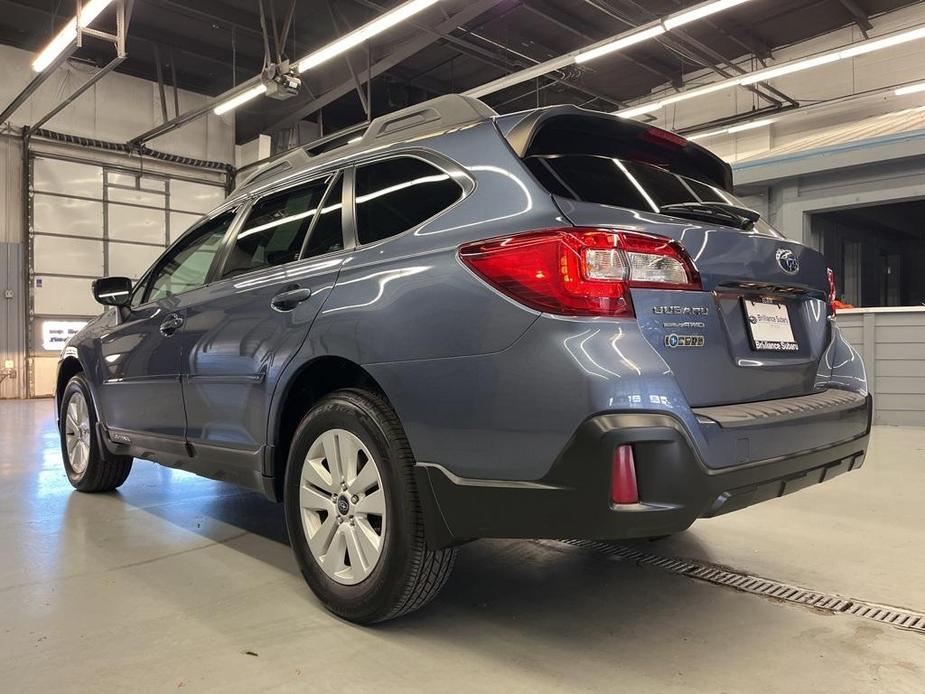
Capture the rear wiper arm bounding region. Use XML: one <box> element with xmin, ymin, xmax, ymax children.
<box><xmin>660</xmin><ymin>201</ymin><xmax>761</xmax><ymax>230</ymax></box>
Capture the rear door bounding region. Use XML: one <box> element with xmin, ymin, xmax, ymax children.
<box><xmin>97</xmin><ymin>210</ymin><xmax>238</xmax><ymax>456</ymax></box>
<box><xmin>526</xmin><ymin>154</ymin><xmax>832</xmax><ymax>406</ymax></box>
<box><xmin>176</xmin><ymin>173</ymin><xmax>348</xmax><ymax>483</ymax></box>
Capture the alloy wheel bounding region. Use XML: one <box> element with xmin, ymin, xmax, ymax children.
<box><xmin>64</xmin><ymin>391</ymin><xmax>92</xmax><ymax>475</ymax></box>
<box><xmin>299</xmin><ymin>428</ymin><xmax>386</xmax><ymax>585</ymax></box>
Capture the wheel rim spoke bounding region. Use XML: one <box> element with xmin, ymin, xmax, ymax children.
<box><xmin>307</xmin><ymin>512</ymin><xmax>338</xmax><ymax>557</ymax></box>
<box><xmin>355</xmin><ymin>517</ymin><xmax>382</xmax><ymax>559</ymax></box>
<box><xmin>356</xmin><ymin>489</ymin><xmax>385</xmax><ymax>516</ymax></box>
<box><xmin>348</xmin><ymin>459</ymin><xmax>378</xmax><ymax>495</ymax></box>
<box><xmin>299</xmin><ymin>427</ymin><xmax>386</xmax><ymax>586</ymax></box>
<box><xmin>343</xmin><ymin>525</ymin><xmax>370</xmax><ymax>578</ymax></box>
<box><xmin>300</xmin><ymin>483</ymin><xmax>334</xmax><ymax>512</ymax></box>
<box><xmin>303</xmin><ymin>457</ymin><xmax>334</xmax><ymax>494</ymax></box>
<box><xmin>321</xmin><ymin>431</ymin><xmax>344</xmax><ymax>487</ymax></box>
<box><xmin>324</xmin><ymin>526</ymin><xmax>349</xmax><ymax>575</ymax></box>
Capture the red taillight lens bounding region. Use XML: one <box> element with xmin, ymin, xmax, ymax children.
<box><xmin>611</xmin><ymin>445</ymin><xmax>639</xmax><ymax>505</ymax></box>
<box><xmin>458</xmin><ymin>228</ymin><xmax>700</xmax><ymax>317</ymax></box>
<box><xmin>827</xmin><ymin>267</ymin><xmax>837</xmax><ymax>312</ymax></box>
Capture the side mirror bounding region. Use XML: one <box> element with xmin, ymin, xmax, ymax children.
<box><xmin>92</xmin><ymin>276</ymin><xmax>133</xmax><ymax>307</ymax></box>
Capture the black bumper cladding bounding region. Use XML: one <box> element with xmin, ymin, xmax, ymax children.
<box><xmin>415</xmin><ymin>395</ymin><xmax>872</xmax><ymax>549</ymax></box>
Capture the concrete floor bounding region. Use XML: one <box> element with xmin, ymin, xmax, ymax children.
<box><xmin>1</xmin><ymin>399</ymin><xmax>923</xmax><ymax>693</ymax></box>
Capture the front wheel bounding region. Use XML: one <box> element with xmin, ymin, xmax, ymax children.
<box><xmin>59</xmin><ymin>374</ymin><xmax>133</xmax><ymax>492</ymax></box>
<box><xmin>284</xmin><ymin>388</ymin><xmax>457</xmax><ymax>623</ymax></box>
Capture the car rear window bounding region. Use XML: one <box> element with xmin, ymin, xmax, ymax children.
<box><xmin>525</xmin><ymin>154</ymin><xmax>779</xmax><ymax>236</ymax></box>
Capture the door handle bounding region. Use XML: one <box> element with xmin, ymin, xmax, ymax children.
<box><xmin>271</xmin><ymin>287</ymin><xmax>312</xmax><ymax>312</ymax></box>
<box><xmin>159</xmin><ymin>313</ymin><xmax>184</xmax><ymax>337</ymax></box>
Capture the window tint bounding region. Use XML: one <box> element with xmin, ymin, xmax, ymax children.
<box><xmin>303</xmin><ymin>176</ymin><xmax>344</xmax><ymax>258</ymax></box>
<box><xmin>624</xmin><ymin>161</ymin><xmax>692</xmax><ymax>206</ymax></box>
<box><xmin>526</xmin><ymin>156</ymin><xmax>651</xmax><ymax>211</ymax></box>
<box><xmin>222</xmin><ymin>178</ymin><xmax>329</xmax><ymax>279</ymax></box>
<box><xmin>146</xmin><ymin>212</ymin><xmax>235</xmax><ymax>302</ymax></box>
<box><xmin>354</xmin><ymin>157</ymin><xmax>462</xmax><ymax>244</ymax></box>
<box><xmin>525</xmin><ymin>154</ymin><xmax>781</xmax><ymax>236</ymax></box>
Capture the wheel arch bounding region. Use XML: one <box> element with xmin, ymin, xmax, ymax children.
<box><xmin>266</xmin><ymin>355</ymin><xmax>391</xmax><ymax>501</ymax></box>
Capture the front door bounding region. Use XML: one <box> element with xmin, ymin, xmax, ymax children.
<box><xmin>97</xmin><ymin>209</ymin><xmax>239</xmax><ymax>460</ymax></box>
<box><xmin>176</xmin><ymin>174</ymin><xmax>348</xmax><ymax>486</ymax></box>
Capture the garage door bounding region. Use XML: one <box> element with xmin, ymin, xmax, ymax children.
<box><xmin>29</xmin><ymin>152</ymin><xmax>227</xmax><ymax>397</ymax></box>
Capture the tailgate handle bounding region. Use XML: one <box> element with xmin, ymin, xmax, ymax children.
<box><xmin>271</xmin><ymin>286</ymin><xmax>312</xmax><ymax>312</ymax></box>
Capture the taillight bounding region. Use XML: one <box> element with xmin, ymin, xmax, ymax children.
<box><xmin>827</xmin><ymin>267</ymin><xmax>837</xmax><ymax>312</ymax></box>
<box><xmin>458</xmin><ymin>228</ymin><xmax>700</xmax><ymax>317</ymax></box>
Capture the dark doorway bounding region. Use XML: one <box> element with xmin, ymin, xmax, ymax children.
<box><xmin>811</xmin><ymin>200</ymin><xmax>925</xmax><ymax>308</ymax></box>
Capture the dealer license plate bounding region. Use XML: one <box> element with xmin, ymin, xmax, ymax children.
<box><xmin>743</xmin><ymin>298</ymin><xmax>798</xmax><ymax>352</ymax></box>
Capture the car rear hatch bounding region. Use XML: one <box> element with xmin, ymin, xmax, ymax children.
<box><xmin>501</xmin><ymin>108</ymin><xmax>833</xmax><ymax>407</ymax></box>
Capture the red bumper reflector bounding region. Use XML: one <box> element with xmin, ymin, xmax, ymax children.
<box><xmin>611</xmin><ymin>445</ymin><xmax>639</xmax><ymax>505</ymax></box>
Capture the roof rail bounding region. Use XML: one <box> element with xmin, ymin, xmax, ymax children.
<box><xmin>233</xmin><ymin>94</ymin><xmax>497</xmax><ymax>195</ymax></box>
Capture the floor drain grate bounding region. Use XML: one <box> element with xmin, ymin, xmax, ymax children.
<box><xmin>561</xmin><ymin>540</ymin><xmax>925</xmax><ymax>636</ymax></box>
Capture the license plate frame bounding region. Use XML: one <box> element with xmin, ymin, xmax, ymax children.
<box><xmin>742</xmin><ymin>297</ymin><xmax>799</xmax><ymax>352</ymax></box>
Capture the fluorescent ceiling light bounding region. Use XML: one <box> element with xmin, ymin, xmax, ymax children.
<box><xmin>214</xmin><ymin>84</ymin><xmax>268</xmax><ymax>115</ymax></box>
<box><xmin>838</xmin><ymin>25</ymin><xmax>925</xmax><ymax>58</ymax></box>
<box><xmin>299</xmin><ymin>0</ymin><xmax>441</xmax><ymax>72</ymax></box>
<box><xmin>663</xmin><ymin>0</ymin><xmax>755</xmax><ymax>30</ymax></box>
<box><xmin>616</xmin><ymin>103</ymin><xmax>663</xmax><ymax>119</ymax></box>
<box><xmin>688</xmin><ymin>118</ymin><xmax>775</xmax><ymax>140</ymax></box>
<box><xmin>575</xmin><ymin>25</ymin><xmax>666</xmax><ymax>64</ymax></box>
<box><xmin>616</xmin><ymin>24</ymin><xmax>925</xmax><ymax>119</ymax></box>
<box><xmin>659</xmin><ymin>78</ymin><xmax>741</xmax><ymax>106</ymax></box>
<box><xmin>896</xmin><ymin>81</ymin><xmax>925</xmax><ymax>95</ymax></box>
<box><xmin>32</xmin><ymin>0</ymin><xmax>115</xmax><ymax>72</ymax></box>
<box><xmin>739</xmin><ymin>53</ymin><xmax>841</xmax><ymax>85</ymax></box>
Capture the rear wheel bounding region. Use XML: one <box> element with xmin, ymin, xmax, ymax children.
<box><xmin>284</xmin><ymin>388</ymin><xmax>457</xmax><ymax>623</ymax></box>
<box><xmin>59</xmin><ymin>374</ymin><xmax>132</xmax><ymax>492</ymax></box>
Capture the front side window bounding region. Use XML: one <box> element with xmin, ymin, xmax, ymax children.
<box><xmin>221</xmin><ymin>178</ymin><xmax>330</xmax><ymax>279</ymax></box>
<box><xmin>146</xmin><ymin>211</ymin><xmax>236</xmax><ymax>302</ymax></box>
<box><xmin>354</xmin><ymin>157</ymin><xmax>463</xmax><ymax>245</ymax></box>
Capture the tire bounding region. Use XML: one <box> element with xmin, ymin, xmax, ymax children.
<box><xmin>59</xmin><ymin>373</ymin><xmax>133</xmax><ymax>492</ymax></box>
<box><xmin>284</xmin><ymin>388</ymin><xmax>457</xmax><ymax>624</ymax></box>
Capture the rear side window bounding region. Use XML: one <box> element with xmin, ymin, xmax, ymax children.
<box><xmin>221</xmin><ymin>178</ymin><xmax>330</xmax><ymax>279</ymax></box>
<box><xmin>354</xmin><ymin>157</ymin><xmax>462</xmax><ymax>244</ymax></box>
<box><xmin>303</xmin><ymin>176</ymin><xmax>344</xmax><ymax>258</ymax></box>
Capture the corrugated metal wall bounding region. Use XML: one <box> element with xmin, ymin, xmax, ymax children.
<box><xmin>835</xmin><ymin>309</ymin><xmax>925</xmax><ymax>426</ymax></box>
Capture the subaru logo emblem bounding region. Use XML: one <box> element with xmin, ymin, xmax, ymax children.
<box><xmin>776</xmin><ymin>248</ymin><xmax>799</xmax><ymax>275</ymax></box>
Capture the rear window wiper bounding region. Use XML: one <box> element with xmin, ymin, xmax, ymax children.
<box><xmin>659</xmin><ymin>201</ymin><xmax>761</xmax><ymax>230</ymax></box>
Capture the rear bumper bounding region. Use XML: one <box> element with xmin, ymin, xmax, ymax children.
<box><xmin>415</xmin><ymin>394</ymin><xmax>872</xmax><ymax>549</ymax></box>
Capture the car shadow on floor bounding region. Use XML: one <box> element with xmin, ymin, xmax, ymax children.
<box><xmin>113</xmin><ymin>470</ymin><xmax>726</xmax><ymax>634</ymax></box>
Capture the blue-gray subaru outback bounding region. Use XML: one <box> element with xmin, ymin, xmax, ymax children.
<box><xmin>56</xmin><ymin>95</ymin><xmax>871</xmax><ymax>623</ymax></box>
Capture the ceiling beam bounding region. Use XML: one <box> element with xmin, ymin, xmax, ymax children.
<box><xmin>261</xmin><ymin>0</ymin><xmax>504</xmax><ymax>135</ymax></box>
<box><xmin>838</xmin><ymin>0</ymin><xmax>872</xmax><ymax>38</ymax></box>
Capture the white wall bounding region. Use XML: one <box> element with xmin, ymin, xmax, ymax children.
<box><xmin>632</xmin><ymin>4</ymin><xmax>925</xmax><ymax>163</ymax></box>
<box><xmin>0</xmin><ymin>44</ymin><xmax>234</xmax><ymax>163</ymax></box>
<box><xmin>0</xmin><ymin>44</ymin><xmax>236</xmax><ymax>398</ymax></box>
